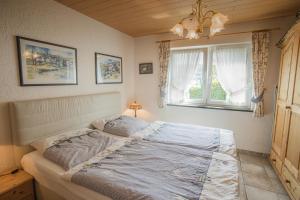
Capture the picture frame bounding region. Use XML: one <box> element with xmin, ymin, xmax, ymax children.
<box><xmin>95</xmin><ymin>53</ymin><xmax>123</xmax><ymax>84</ymax></box>
<box><xmin>16</xmin><ymin>36</ymin><xmax>78</xmax><ymax>86</ymax></box>
<box><xmin>139</xmin><ymin>63</ymin><xmax>153</xmax><ymax>74</ymax></box>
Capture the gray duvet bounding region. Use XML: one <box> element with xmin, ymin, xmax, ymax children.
<box><xmin>72</xmin><ymin>140</ymin><xmax>213</xmax><ymax>200</ymax></box>
<box><xmin>144</xmin><ymin>123</ymin><xmax>220</xmax><ymax>152</ymax></box>
<box><xmin>44</xmin><ymin>130</ymin><xmax>118</xmax><ymax>170</ymax></box>
<box><xmin>44</xmin><ymin>123</ymin><xmax>221</xmax><ymax>200</ymax></box>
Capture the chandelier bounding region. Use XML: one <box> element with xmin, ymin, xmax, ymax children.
<box><xmin>171</xmin><ymin>0</ymin><xmax>228</xmax><ymax>39</ymax></box>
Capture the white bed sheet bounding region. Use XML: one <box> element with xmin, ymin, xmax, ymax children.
<box><xmin>21</xmin><ymin>151</ymin><xmax>112</xmax><ymax>200</ymax></box>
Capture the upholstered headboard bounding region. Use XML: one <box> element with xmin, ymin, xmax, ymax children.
<box><xmin>10</xmin><ymin>92</ymin><xmax>121</xmax><ymax>146</ymax></box>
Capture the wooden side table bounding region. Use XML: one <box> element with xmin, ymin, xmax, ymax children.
<box><xmin>0</xmin><ymin>170</ymin><xmax>34</xmax><ymax>200</ymax></box>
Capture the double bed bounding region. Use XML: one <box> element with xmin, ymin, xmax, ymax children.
<box><xmin>10</xmin><ymin>92</ymin><xmax>239</xmax><ymax>200</ymax></box>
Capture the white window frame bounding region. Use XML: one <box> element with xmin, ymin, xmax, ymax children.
<box><xmin>168</xmin><ymin>42</ymin><xmax>253</xmax><ymax>111</ymax></box>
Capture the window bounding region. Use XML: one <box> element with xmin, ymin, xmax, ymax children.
<box><xmin>167</xmin><ymin>43</ymin><xmax>253</xmax><ymax>110</ymax></box>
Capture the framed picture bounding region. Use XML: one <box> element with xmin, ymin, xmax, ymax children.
<box><xmin>95</xmin><ymin>53</ymin><xmax>122</xmax><ymax>84</ymax></box>
<box><xmin>139</xmin><ymin>63</ymin><xmax>153</xmax><ymax>74</ymax></box>
<box><xmin>16</xmin><ymin>36</ymin><xmax>78</xmax><ymax>86</ymax></box>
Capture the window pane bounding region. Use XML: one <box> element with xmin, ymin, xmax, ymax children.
<box><xmin>187</xmin><ymin>66</ymin><xmax>203</xmax><ymax>99</ymax></box>
<box><xmin>211</xmin><ymin>44</ymin><xmax>252</xmax><ymax>107</ymax></box>
<box><xmin>167</xmin><ymin>49</ymin><xmax>205</xmax><ymax>104</ymax></box>
<box><xmin>210</xmin><ymin>64</ymin><xmax>226</xmax><ymax>101</ymax></box>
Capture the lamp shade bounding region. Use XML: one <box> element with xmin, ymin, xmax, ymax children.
<box><xmin>129</xmin><ymin>101</ymin><xmax>142</xmax><ymax>110</ymax></box>
<box><xmin>210</xmin><ymin>13</ymin><xmax>228</xmax><ymax>36</ymax></box>
<box><xmin>170</xmin><ymin>23</ymin><xmax>184</xmax><ymax>37</ymax></box>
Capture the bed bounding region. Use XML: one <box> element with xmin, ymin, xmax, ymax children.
<box><xmin>10</xmin><ymin>92</ymin><xmax>239</xmax><ymax>200</ymax></box>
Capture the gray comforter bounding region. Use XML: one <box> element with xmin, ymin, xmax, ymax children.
<box><xmin>72</xmin><ymin>140</ymin><xmax>213</xmax><ymax>200</ymax></box>
<box><xmin>44</xmin><ymin>130</ymin><xmax>118</xmax><ymax>170</ymax></box>
<box><xmin>144</xmin><ymin>123</ymin><xmax>220</xmax><ymax>152</ymax></box>
<box><xmin>44</xmin><ymin>123</ymin><xmax>221</xmax><ymax>200</ymax></box>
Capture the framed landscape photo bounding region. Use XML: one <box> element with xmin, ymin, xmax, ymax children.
<box><xmin>16</xmin><ymin>36</ymin><xmax>78</xmax><ymax>86</ymax></box>
<box><xmin>95</xmin><ymin>53</ymin><xmax>122</xmax><ymax>84</ymax></box>
<box><xmin>139</xmin><ymin>63</ymin><xmax>153</xmax><ymax>74</ymax></box>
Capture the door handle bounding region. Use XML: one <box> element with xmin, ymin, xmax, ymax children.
<box><xmin>286</xmin><ymin>106</ymin><xmax>291</xmax><ymax>109</ymax></box>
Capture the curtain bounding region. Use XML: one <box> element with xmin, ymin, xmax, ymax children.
<box><xmin>167</xmin><ymin>49</ymin><xmax>203</xmax><ymax>104</ymax></box>
<box><xmin>158</xmin><ymin>41</ymin><xmax>170</xmax><ymax>108</ymax></box>
<box><xmin>251</xmin><ymin>31</ymin><xmax>270</xmax><ymax>117</ymax></box>
<box><xmin>214</xmin><ymin>45</ymin><xmax>249</xmax><ymax>105</ymax></box>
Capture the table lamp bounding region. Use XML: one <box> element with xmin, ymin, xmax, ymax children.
<box><xmin>129</xmin><ymin>101</ymin><xmax>142</xmax><ymax>117</ymax></box>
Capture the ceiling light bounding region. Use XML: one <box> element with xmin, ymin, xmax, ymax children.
<box><xmin>171</xmin><ymin>0</ymin><xmax>228</xmax><ymax>39</ymax></box>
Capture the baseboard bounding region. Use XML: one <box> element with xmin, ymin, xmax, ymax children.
<box><xmin>237</xmin><ymin>149</ymin><xmax>269</xmax><ymax>158</ymax></box>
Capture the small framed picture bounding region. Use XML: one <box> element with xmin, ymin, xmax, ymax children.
<box><xmin>139</xmin><ymin>63</ymin><xmax>153</xmax><ymax>74</ymax></box>
<box><xmin>16</xmin><ymin>36</ymin><xmax>78</xmax><ymax>86</ymax></box>
<box><xmin>95</xmin><ymin>53</ymin><xmax>122</xmax><ymax>84</ymax></box>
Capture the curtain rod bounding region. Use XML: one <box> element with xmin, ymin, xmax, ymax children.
<box><xmin>155</xmin><ymin>27</ymin><xmax>280</xmax><ymax>43</ymax></box>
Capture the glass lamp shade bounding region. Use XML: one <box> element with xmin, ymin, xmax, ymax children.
<box><xmin>186</xmin><ymin>29</ymin><xmax>199</xmax><ymax>39</ymax></box>
<box><xmin>182</xmin><ymin>14</ymin><xmax>199</xmax><ymax>31</ymax></box>
<box><xmin>170</xmin><ymin>23</ymin><xmax>184</xmax><ymax>37</ymax></box>
<box><xmin>210</xmin><ymin>13</ymin><xmax>228</xmax><ymax>36</ymax></box>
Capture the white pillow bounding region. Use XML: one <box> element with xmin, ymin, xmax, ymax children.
<box><xmin>30</xmin><ymin>128</ymin><xmax>92</xmax><ymax>154</ymax></box>
<box><xmin>92</xmin><ymin>114</ymin><xmax>120</xmax><ymax>131</ymax></box>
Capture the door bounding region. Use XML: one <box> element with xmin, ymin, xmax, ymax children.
<box><xmin>285</xmin><ymin>34</ymin><xmax>300</xmax><ymax>180</ymax></box>
<box><xmin>272</xmin><ymin>35</ymin><xmax>298</xmax><ymax>161</ymax></box>
<box><xmin>272</xmin><ymin>103</ymin><xmax>290</xmax><ymax>160</ymax></box>
<box><xmin>285</xmin><ymin>111</ymin><xmax>300</xmax><ymax>179</ymax></box>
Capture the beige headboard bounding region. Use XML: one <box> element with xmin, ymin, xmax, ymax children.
<box><xmin>10</xmin><ymin>92</ymin><xmax>121</xmax><ymax>146</ymax></box>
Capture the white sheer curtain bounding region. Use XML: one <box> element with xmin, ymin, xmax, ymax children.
<box><xmin>214</xmin><ymin>45</ymin><xmax>249</xmax><ymax>105</ymax></box>
<box><xmin>167</xmin><ymin>49</ymin><xmax>203</xmax><ymax>104</ymax></box>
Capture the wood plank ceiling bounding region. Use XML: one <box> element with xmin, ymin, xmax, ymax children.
<box><xmin>55</xmin><ymin>0</ymin><xmax>300</xmax><ymax>37</ymax></box>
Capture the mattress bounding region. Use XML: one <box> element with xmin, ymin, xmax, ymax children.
<box><xmin>21</xmin><ymin>151</ymin><xmax>112</xmax><ymax>200</ymax></box>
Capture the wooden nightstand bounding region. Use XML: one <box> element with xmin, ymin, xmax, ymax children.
<box><xmin>0</xmin><ymin>170</ymin><xmax>35</xmax><ymax>200</ymax></box>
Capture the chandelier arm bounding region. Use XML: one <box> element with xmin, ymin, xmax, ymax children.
<box><xmin>192</xmin><ymin>2</ymin><xmax>197</xmax><ymax>14</ymax></box>
<box><xmin>203</xmin><ymin>10</ymin><xmax>216</xmax><ymax>19</ymax></box>
<box><xmin>194</xmin><ymin>0</ymin><xmax>203</xmax><ymax>33</ymax></box>
<box><xmin>178</xmin><ymin>14</ymin><xmax>194</xmax><ymax>24</ymax></box>
<box><xmin>197</xmin><ymin>0</ymin><xmax>203</xmax><ymax>21</ymax></box>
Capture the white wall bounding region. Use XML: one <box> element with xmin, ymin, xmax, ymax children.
<box><xmin>0</xmin><ymin>0</ymin><xmax>135</xmax><ymax>174</ymax></box>
<box><xmin>134</xmin><ymin>16</ymin><xmax>296</xmax><ymax>154</ymax></box>
<box><xmin>0</xmin><ymin>0</ymin><xmax>296</xmax><ymax>175</ymax></box>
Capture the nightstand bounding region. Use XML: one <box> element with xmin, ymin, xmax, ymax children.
<box><xmin>0</xmin><ymin>170</ymin><xmax>35</xmax><ymax>200</ymax></box>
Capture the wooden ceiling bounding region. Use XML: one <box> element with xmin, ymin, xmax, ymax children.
<box><xmin>55</xmin><ymin>0</ymin><xmax>300</xmax><ymax>37</ymax></box>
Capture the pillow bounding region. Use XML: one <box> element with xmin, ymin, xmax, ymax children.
<box><xmin>92</xmin><ymin>114</ymin><xmax>120</xmax><ymax>131</ymax></box>
<box><xmin>103</xmin><ymin>115</ymin><xmax>149</xmax><ymax>137</ymax></box>
<box><xmin>31</xmin><ymin>128</ymin><xmax>122</xmax><ymax>170</ymax></box>
<box><xmin>30</xmin><ymin>128</ymin><xmax>93</xmax><ymax>154</ymax></box>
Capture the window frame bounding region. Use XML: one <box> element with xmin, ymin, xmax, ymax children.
<box><xmin>167</xmin><ymin>42</ymin><xmax>253</xmax><ymax>111</ymax></box>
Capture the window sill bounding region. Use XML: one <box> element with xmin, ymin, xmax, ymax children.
<box><xmin>167</xmin><ymin>103</ymin><xmax>253</xmax><ymax>112</ymax></box>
